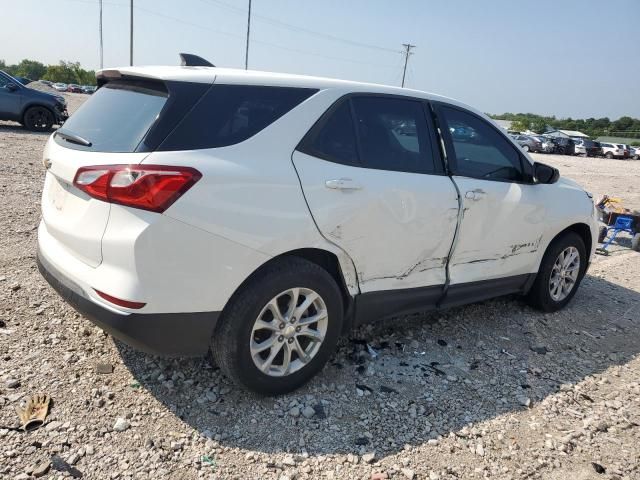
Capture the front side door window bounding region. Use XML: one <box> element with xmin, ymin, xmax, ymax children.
<box><xmin>437</xmin><ymin>105</ymin><xmax>525</xmax><ymax>182</ymax></box>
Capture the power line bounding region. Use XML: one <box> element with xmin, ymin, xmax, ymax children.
<box><xmin>401</xmin><ymin>43</ymin><xmax>415</xmax><ymax>88</ymax></box>
<box><xmin>198</xmin><ymin>0</ymin><xmax>400</xmax><ymax>54</ymax></box>
<box><xmin>128</xmin><ymin>3</ymin><xmax>400</xmax><ymax>69</ymax></box>
<box><xmin>48</xmin><ymin>0</ymin><xmax>401</xmax><ymax>71</ymax></box>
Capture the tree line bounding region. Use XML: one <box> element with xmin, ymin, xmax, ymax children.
<box><xmin>489</xmin><ymin>112</ymin><xmax>640</xmax><ymax>139</ymax></box>
<box><xmin>0</xmin><ymin>58</ymin><xmax>96</xmax><ymax>86</ymax></box>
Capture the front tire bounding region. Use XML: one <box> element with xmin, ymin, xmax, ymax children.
<box><xmin>212</xmin><ymin>257</ymin><xmax>344</xmax><ymax>395</ymax></box>
<box><xmin>526</xmin><ymin>232</ymin><xmax>587</xmax><ymax>312</ymax></box>
<box><xmin>605</xmin><ymin>152</ymin><xmax>613</xmax><ymax>159</ymax></box>
<box><xmin>23</xmin><ymin>106</ymin><xmax>54</xmax><ymax>132</ymax></box>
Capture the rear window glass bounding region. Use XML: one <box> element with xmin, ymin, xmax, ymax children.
<box><xmin>159</xmin><ymin>85</ymin><xmax>317</xmax><ymax>151</ymax></box>
<box><xmin>54</xmin><ymin>80</ymin><xmax>167</xmax><ymax>152</ymax></box>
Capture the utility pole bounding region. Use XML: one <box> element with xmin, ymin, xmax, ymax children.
<box><xmin>129</xmin><ymin>0</ymin><xmax>134</xmax><ymax>66</ymax></box>
<box><xmin>244</xmin><ymin>0</ymin><xmax>252</xmax><ymax>69</ymax></box>
<box><xmin>99</xmin><ymin>0</ymin><xmax>104</xmax><ymax>69</ymax></box>
<box><xmin>401</xmin><ymin>43</ymin><xmax>415</xmax><ymax>88</ymax></box>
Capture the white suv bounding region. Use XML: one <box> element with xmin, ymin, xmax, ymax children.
<box><xmin>37</xmin><ymin>56</ymin><xmax>598</xmax><ymax>394</ymax></box>
<box><xmin>599</xmin><ymin>142</ymin><xmax>625</xmax><ymax>159</ymax></box>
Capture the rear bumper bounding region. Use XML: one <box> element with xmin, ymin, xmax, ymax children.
<box><xmin>37</xmin><ymin>249</ymin><xmax>218</xmax><ymax>356</ymax></box>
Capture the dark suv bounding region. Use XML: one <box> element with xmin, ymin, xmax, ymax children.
<box><xmin>0</xmin><ymin>71</ymin><xmax>68</xmax><ymax>131</ymax></box>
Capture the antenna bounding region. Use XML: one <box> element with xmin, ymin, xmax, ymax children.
<box><xmin>179</xmin><ymin>53</ymin><xmax>215</xmax><ymax>67</ymax></box>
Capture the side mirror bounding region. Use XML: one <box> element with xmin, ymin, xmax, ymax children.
<box><xmin>6</xmin><ymin>83</ymin><xmax>18</xmax><ymax>92</ymax></box>
<box><xmin>534</xmin><ymin>162</ymin><xmax>559</xmax><ymax>184</ymax></box>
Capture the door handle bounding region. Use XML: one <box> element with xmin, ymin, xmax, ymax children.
<box><xmin>325</xmin><ymin>178</ymin><xmax>362</xmax><ymax>190</ymax></box>
<box><xmin>465</xmin><ymin>189</ymin><xmax>485</xmax><ymax>201</ymax></box>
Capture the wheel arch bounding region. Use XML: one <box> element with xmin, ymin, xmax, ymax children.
<box><xmin>526</xmin><ymin>222</ymin><xmax>593</xmax><ymax>294</ymax></box>
<box><xmin>219</xmin><ymin>247</ymin><xmax>358</xmax><ymax>334</ymax></box>
<box><xmin>560</xmin><ymin>222</ymin><xmax>593</xmax><ymax>259</ymax></box>
<box><xmin>20</xmin><ymin>102</ymin><xmax>56</xmax><ymax>124</ymax></box>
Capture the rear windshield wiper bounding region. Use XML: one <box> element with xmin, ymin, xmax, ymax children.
<box><xmin>55</xmin><ymin>129</ymin><xmax>93</xmax><ymax>147</ymax></box>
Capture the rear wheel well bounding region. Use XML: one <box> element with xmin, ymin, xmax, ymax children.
<box><xmin>222</xmin><ymin>248</ymin><xmax>355</xmax><ymax>332</ymax></box>
<box><xmin>279</xmin><ymin>249</ymin><xmax>354</xmax><ymax>321</ymax></box>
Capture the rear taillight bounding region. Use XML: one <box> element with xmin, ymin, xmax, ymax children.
<box><xmin>73</xmin><ymin>165</ymin><xmax>201</xmax><ymax>213</ymax></box>
<box><xmin>94</xmin><ymin>289</ymin><xmax>146</xmax><ymax>309</ymax></box>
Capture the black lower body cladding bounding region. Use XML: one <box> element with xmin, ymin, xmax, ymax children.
<box><xmin>37</xmin><ymin>249</ymin><xmax>219</xmax><ymax>357</ymax></box>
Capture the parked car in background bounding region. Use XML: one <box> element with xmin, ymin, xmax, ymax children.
<box><xmin>513</xmin><ymin>134</ymin><xmax>543</xmax><ymax>153</ymax></box>
<box><xmin>631</xmin><ymin>146</ymin><xmax>640</xmax><ymax>160</ymax></box>
<box><xmin>37</xmin><ymin>57</ymin><xmax>598</xmax><ymax>394</ymax></box>
<box><xmin>599</xmin><ymin>143</ymin><xmax>625</xmax><ymax>159</ymax></box>
<box><xmin>573</xmin><ymin>139</ymin><xmax>600</xmax><ymax>157</ymax></box>
<box><xmin>40</xmin><ymin>80</ymin><xmax>53</xmax><ymax>87</ymax></box>
<box><xmin>538</xmin><ymin>136</ymin><xmax>556</xmax><ymax>153</ymax></box>
<box><xmin>592</xmin><ymin>141</ymin><xmax>603</xmax><ymax>157</ymax></box>
<box><xmin>81</xmin><ymin>85</ymin><xmax>97</xmax><ymax>94</ymax></box>
<box><xmin>0</xmin><ymin>70</ymin><xmax>68</xmax><ymax>131</ymax></box>
<box><xmin>53</xmin><ymin>83</ymin><xmax>68</xmax><ymax>92</ymax></box>
<box><xmin>619</xmin><ymin>144</ymin><xmax>631</xmax><ymax>158</ymax></box>
<box><xmin>552</xmin><ymin>137</ymin><xmax>575</xmax><ymax>155</ymax></box>
<box><xmin>67</xmin><ymin>84</ymin><xmax>83</xmax><ymax>93</ymax></box>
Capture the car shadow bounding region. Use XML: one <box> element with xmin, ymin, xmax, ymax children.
<box><xmin>117</xmin><ymin>268</ymin><xmax>640</xmax><ymax>457</ymax></box>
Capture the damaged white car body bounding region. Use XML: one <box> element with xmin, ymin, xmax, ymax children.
<box><xmin>37</xmin><ymin>56</ymin><xmax>598</xmax><ymax>394</ymax></box>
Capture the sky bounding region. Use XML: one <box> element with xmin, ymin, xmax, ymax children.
<box><xmin>2</xmin><ymin>0</ymin><xmax>638</xmax><ymax>119</ymax></box>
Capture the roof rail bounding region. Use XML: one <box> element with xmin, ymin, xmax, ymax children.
<box><xmin>179</xmin><ymin>53</ymin><xmax>215</xmax><ymax>67</ymax></box>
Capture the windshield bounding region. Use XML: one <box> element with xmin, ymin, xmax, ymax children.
<box><xmin>55</xmin><ymin>80</ymin><xmax>168</xmax><ymax>152</ymax></box>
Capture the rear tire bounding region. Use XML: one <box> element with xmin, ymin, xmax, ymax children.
<box><xmin>605</xmin><ymin>152</ymin><xmax>613</xmax><ymax>159</ymax></box>
<box><xmin>632</xmin><ymin>233</ymin><xmax>640</xmax><ymax>252</ymax></box>
<box><xmin>23</xmin><ymin>106</ymin><xmax>54</xmax><ymax>132</ymax></box>
<box><xmin>212</xmin><ymin>257</ymin><xmax>344</xmax><ymax>395</ymax></box>
<box><xmin>523</xmin><ymin>145</ymin><xmax>530</xmax><ymax>152</ymax></box>
<box><xmin>525</xmin><ymin>232</ymin><xmax>587</xmax><ymax>312</ymax></box>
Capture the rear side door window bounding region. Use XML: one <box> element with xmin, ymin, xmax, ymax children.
<box><xmin>351</xmin><ymin>96</ymin><xmax>437</xmax><ymax>174</ymax></box>
<box><xmin>436</xmin><ymin>104</ymin><xmax>525</xmax><ymax>182</ymax></box>
<box><xmin>297</xmin><ymin>101</ymin><xmax>359</xmax><ymax>165</ymax></box>
<box><xmin>298</xmin><ymin>95</ymin><xmax>440</xmax><ymax>175</ymax></box>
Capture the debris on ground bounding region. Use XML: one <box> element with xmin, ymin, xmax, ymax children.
<box><xmin>15</xmin><ymin>393</ymin><xmax>51</xmax><ymax>431</ymax></box>
<box><xmin>95</xmin><ymin>362</ymin><xmax>114</xmax><ymax>374</ymax></box>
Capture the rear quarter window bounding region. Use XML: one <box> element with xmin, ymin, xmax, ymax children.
<box><xmin>159</xmin><ymin>85</ymin><xmax>317</xmax><ymax>151</ymax></box>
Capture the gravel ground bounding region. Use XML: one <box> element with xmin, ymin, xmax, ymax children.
<box><xmin>1</xmin><ymin>97</ymin><xmax>639</xmax><ymax>480</ymax></box>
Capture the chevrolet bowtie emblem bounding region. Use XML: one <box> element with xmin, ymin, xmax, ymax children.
<box><xmin>43</xmin><ymin>158</ymin><xmax>52</xmax><ymax>170</ymax></box>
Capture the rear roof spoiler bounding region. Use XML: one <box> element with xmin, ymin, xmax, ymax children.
<box><xmin>179</xmin><ymin>53</ymin><xmax>215</xmax><ymax>67</ymax></box>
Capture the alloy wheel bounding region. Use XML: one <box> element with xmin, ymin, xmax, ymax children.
<box><xmin>249</xmin><ymin>288</ymin><xmax>328</xmax><ymax>377</ymax></box>
<box><xmin>548</xmin><ymin>246</ymin><xmax>580</xmax><ymax>301</ymax></box>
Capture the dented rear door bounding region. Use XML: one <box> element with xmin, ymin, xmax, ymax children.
<box><xmin>293</xmin><ymin>94</ymin><xmax>458</xmax><ymax>293</ymax></box>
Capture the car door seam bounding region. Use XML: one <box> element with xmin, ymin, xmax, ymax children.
<box><xmin>289</xmin><ymin>150</ymin><xmax>362</xmax><ymax>293</ymax></box>
<box><xmin>428</xmin><ymin>103</ymin><xmax>464</xmax><ymax>306</ymax></box>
